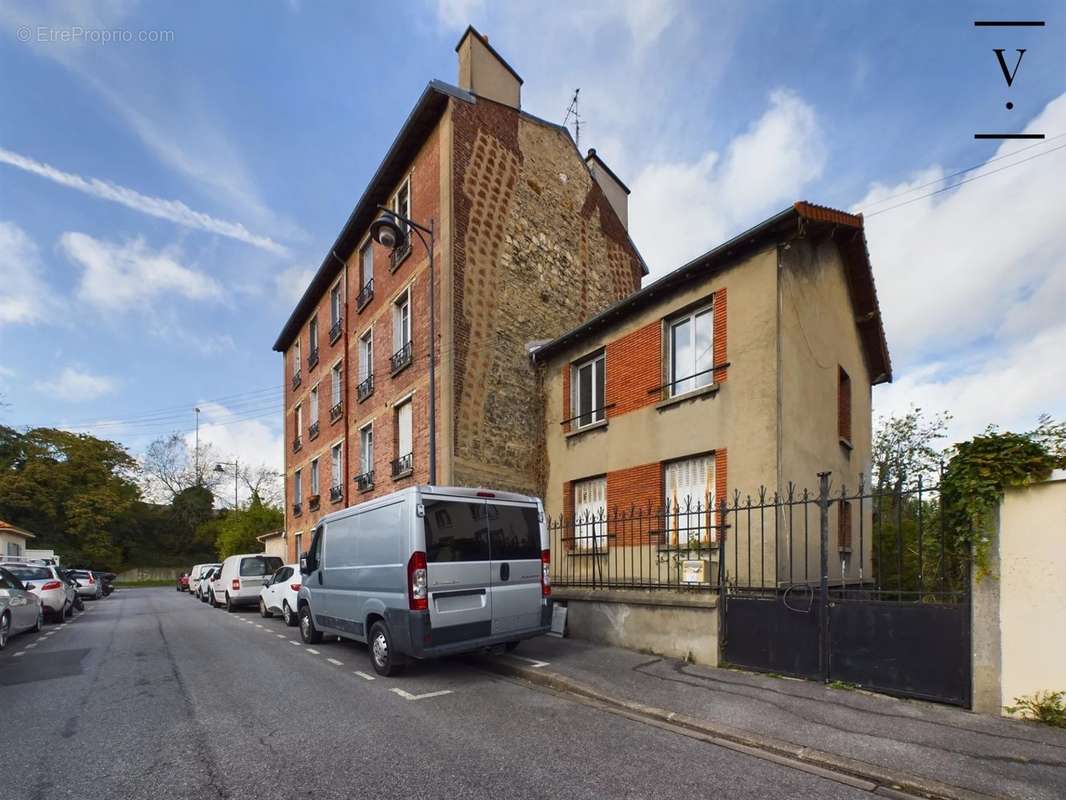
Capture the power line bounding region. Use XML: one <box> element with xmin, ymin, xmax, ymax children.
<box><xmin>58</xmin><ymin>384</ymin><xmax>281</xmax><ymax>427</ymax></box>
<box><xmin>858</xmin><ymin>132</ymin><xmax>1066</xmax><ymax>213</ymax></box>
<box><xmin>863</xmin><ymin>142</ymin><xmax>1066</xmax><ymax>219</ymax></box>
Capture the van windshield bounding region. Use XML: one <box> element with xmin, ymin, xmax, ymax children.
<box><xmin>423</xmin><ymin>499</ymin><xmax>540</xmax><ymax>562</ymax></box>
<box><xmin>240</xmin><ymin>556</ymin><xmax>283</xmax><ymax>576</ymax></box>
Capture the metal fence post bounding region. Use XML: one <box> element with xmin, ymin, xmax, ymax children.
<box><xmin>818</xmin><ymin>471</ymin><xmax>831</xmax><ymax>683</ymax></box>
<box><xmin>717</xmin><ymin>497</ymin><xmax>728</xmax><ymax>658</ymax></box>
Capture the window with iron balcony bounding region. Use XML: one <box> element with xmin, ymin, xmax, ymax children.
<box><xmin>308</xmin><ymin>494</ymin><xmax>320</xmax><ymax>512</ymax></box>
<box><xmin>291</xmin><ymin>370</ymin><xmax>301</xmax><ymax>390</ymax></box>
<box><xmin>330</xmin><ymin>484</ymin><xmax>343</xmax><ymax>503</ymax></box>
<box><xmin>308</xmin><ymin>347</ymin><xmax>319</xmax><ymax>369</ymax></box>
<box><xmin>292</xmin><ymin>435</ymin><xmax>302</xmax><ymax>452</ymax></box>
<box><xmin>292</xmin><ymin>501</ymin><xmax>302</xmax><ymax>516</ymax></box>
<box><xmin>357</xmin><ymin>374</ymin><xmax>374</xmax><ymax>402</ymax></box>
<box><xmin>390</xmin><ymin>342</ymin><xmax>412</xmax><ymax>375</ymax></box>
<box><xmin>329</xmin><ymin>319</ymin><xmax>342</xmax><ymax>345</ymax></box>
<box><xmin>391</xmin><ymin>452</ymin><xmax>413</xmax><ymax>479</ymax></box>
<box><xmin>355</xmin><ymin>470</ymin><xmax>374</xmax><ymax>492</ymax></box>
<box><xmin>356</xmin><ymin>278</ymin><xmax>374</xmax><ymax>312</ymax></box>
<box><xmin>308</xmin><ymin>421</ymin><xmax>320</xmax><ymax>440</ymax></box>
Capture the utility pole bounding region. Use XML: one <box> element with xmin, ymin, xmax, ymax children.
<box><xmin>194</xmin><ymin>407</ymin><xmax>201</xmax><ymax>486</ymax></box>
<box><xmin>564</xmin><ymin>89</ymin><xmax>581</xmax><ymax>150</ymax></box>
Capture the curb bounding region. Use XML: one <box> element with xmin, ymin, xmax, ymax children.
<box><xmin>477</xmin><ymin>657</ymin><xmax>993</xmax><ymax>800</ymax></box>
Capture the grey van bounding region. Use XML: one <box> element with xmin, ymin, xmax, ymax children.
<box><xmin>298</xmin><ymin>485</ymin><xmax>552</xmax><ymax>676</ymax></box>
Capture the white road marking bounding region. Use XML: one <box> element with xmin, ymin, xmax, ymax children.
<box><xmin>24</xmin><ymin>643</ymin><xmax>37</xmax><ymax>649</ymax></box>
<box><xmin>289</xmin><ymin>640</ymin><xmax>301</xmax><ymax>646</ymax></box>
<box><xmin>276</xmin><ymin>634</ymin><xmax>286</xmax><ymax>639</ymax></box>
<box><xmin>327</xmin><ymin>658</ymin><xmax>343</xmax><ymax>666</ymax></box>
<box><xmin>14</xmin><ymin>651</ymin><xmax>26</xmax><ymax>657</ymax></box>
<box><xmin>306</xmin><ymin>648</ymin><xmax>320</xmax><ymax>655</ymax></box>
<box><xmin>255</xmin><ymin>624</ymin><xmax>264</xmax><ymax>628</ymax></box>
<box><xmin>354</xmin><ymin>671</ymin><xmax>376</xmax><ymax>681</ymax></box>
<box><xmin>507</xmin><ymin>655</ymin><xmax>550</xmax><ymax>668</ymax></box>
<box><xmin>390</xmin><ymin>688</ymin><xmax>453</xmax><ymax>701</ymax></box>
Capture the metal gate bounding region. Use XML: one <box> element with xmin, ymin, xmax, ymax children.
<box><xmin>719</xmin><ymin>473</ymin><xmax>972</xmax><ymax>707</ymax></box>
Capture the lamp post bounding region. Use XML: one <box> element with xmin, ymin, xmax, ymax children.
<box><xmin>214</xmin><ymin>460</ymin><xmax>239</xmax><ymax>509</ymax></box>
<box><xmin>370</xmin><ymin>207</ymin><xmax>436</xmax><ymax>485</ymax></box>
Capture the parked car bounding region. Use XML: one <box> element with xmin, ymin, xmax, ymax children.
<box><xmin>176</xmin><ymin>572</ymin><xmax>190</xmax><ymax>592</ymax></box>
<box><xmin>68</xmin><ymin>570</ymin><xmax>104</xmax><ymax>600</ymax></box>
<box><xmin>211</xmin><ymin>554</ymin><xmax>283</xmax><ymax>612</ymax></box>
<box><xmin>189</xmin><ymin>563</ymin><xmax>220</xmax><ymax>597</ymax></box>
<box><xmin>0</xmin><ymin>567</ymin><xmax>45</xmax><ymax>649</ymax></box>
<box><xmin>202</xmin><ymin>567</ymin><xmax>222</xmax><ymax>604</ymax></box>
<box><xmin>297</xmin><ymin>486</ymin><xmax>552</xmax><ymax>676</ymax></box>
<box><xmin>97</xmin><ymin>572</ymin><xmax>116</xmax><ymax>596</ymax></box>
<box><xmin>259</xmin><ymin>563</ymin><xmax>301</xmax><ymax>626</ymax></box>
<box><xmin>0</xmin><ymin>562</ymin><xmax>77</xmax><ymax>622</ymax></box>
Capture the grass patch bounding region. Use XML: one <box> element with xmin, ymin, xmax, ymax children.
<box><xmin>828</xmin><ymin>680</ymin><xmax>860</xmax><ymax>691</ymax></box>
<box><xmin>1005</xmin><ymin>691</ymin><xmax>1066</xmax><ymax>728</ymax></box>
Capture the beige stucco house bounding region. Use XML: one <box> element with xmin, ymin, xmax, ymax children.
<box><xmin>532</xmin><ymin>202</ymin><xmax>891</xmax><ymax>589</ymax></box>
<box><xmin>0</xmin><ymin>520</ymin><xmax>35</xmax><ymax>561</ymax></box>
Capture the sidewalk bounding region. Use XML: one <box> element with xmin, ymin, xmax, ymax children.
<box><xmin>475</xmin><ymin>635</ymin><xmax>1066</xmax><ymax>800</ymax></box>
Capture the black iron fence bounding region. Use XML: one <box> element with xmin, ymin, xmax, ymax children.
<box><xmin>549</xmin><ymin>472</ymin><xmax>969</xmax><ymax>601</ymax></box>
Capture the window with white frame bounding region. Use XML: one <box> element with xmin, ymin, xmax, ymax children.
<box><xmin>573</xmin><ymin>476</ymin><xmax>607</xmax><ymax>551</ymax></box>
<box><xmin>394</xmin><ymin>178</ymin><xmax>410</xmax><ymax>234</ymax></box>
<box><xmin>330</xmin><ymin>281</ymin><xmax>343</xmax><ymax>328</ymax></box>
<box><xmin>309</xmin><ymin>385</ymin><xmax>319</xmax><ymax>426</ymax></box>
<box><xmin>571</xmin><ymin>351</ymin><xmax>606</xmax><ymax>428</ymax></box>
<box><xmin>360</xmin><ymin>240</ymin><xmax>373</xmax><ymax>289</ymax></box>
<box><xmin>294</xmin><ymin>532</ymin><xmax>303</xmax><ymax>557</ymax></box>
<box><xmin>359</xmin><ymin>329</ymin><xmax>373</xmax><ymax>381</ymax></box>
<box><xmin>294</xmin><ymin>403</ymin><xmax>303</xmax><ymax>438</ymax></box>
<box><xmin>331</xmin><ymin>361</ymin><xmax>342</xmax><ymax>406</ymax></box>
<box><xmin>393</xmin><ymin>290</ymin><xmax>410</xmax><ymax>350</ymax></box>
<box><xmin>667</xmin><ymin>303</ymin><xmax>714</xmax><ymax>397</ymax></box>
<box><xmin>331</xmin><ymin>442</ymin><xmax>343</xmax><ymax>488</ymax></box>
<box><xmin>664</xmin><ymin>454</ymin><xmax>715</xmax><ymax>545</ymax></box>
<box><xmin>293</xmin><ymin>469</ymin><xmax>302</xmax><ymax>502</ymax></box>
<box><xmin>360</xmin><ymin>424</ymin><xmax>373</xmax><ymax>474</ymax></box>
<box><xmin>310</xmin><ymin>458</ymin><xmax>320</xmax><ymax>496</ymax></box>
<box><xmin>309</xmin><ymin>316</ymin><xmax>318</xmax><ymax>351</ymax></box>
<box><xmin>293</xmin><ymin>340</ymin><xmax>301</xmax><ymax>376</ymax></box>
<box><xmin>396</xmin><ymin>400</ymin><xmax>412</xmax><ymax>459</ymax></box>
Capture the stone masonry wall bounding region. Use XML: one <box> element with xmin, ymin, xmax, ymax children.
<box><xmin>450</xmin><ymin>97</ymin><xmax>643</xmax><ymax>496</ymax></box>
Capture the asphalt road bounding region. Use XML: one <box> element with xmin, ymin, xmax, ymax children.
<box><xmin>0</xmin><ymin>589</ymin><xmax>875</xmax><ymax>800</ymax></box>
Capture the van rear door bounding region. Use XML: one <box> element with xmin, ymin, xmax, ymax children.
<box><xmin>487</xmin><ymin>500</ymin><xmax>543</xmax><ymax>635</ymax></box>
<box><xmin>423</xmin><ymin>498</ymin><xmax>492</xmax><ymax>643</ymax></box>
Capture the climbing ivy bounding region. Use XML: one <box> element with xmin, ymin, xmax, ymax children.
<box><xmin>941</xmin><ymin>416</ymin><xmax>1066</xmax><ymax>578</ymax></box>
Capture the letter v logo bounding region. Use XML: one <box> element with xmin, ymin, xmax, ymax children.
<box><xmin>994</xmin><ymin>48</ymin><xmax>1026</xmax><ymax>86</ymax></box>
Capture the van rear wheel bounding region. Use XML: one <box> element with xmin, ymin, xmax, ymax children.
<box><xmin>368</xmin><ymin>621</ymin><xmax>405</xmax><ymax>677</ymax></box>
<box><xmin>299</xmin><ymin>605</ymin><xmax>323</xmax><ymax>644</ymax></box>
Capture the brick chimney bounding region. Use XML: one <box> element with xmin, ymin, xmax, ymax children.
<box><xmin>455</xmin><ymin>26</ymin><xmax>522</xmax><ymax>109</ymax></box>
<box><xmin>585</xmin><ymin>148</ymin><xmax>630</xmax><ymax>229</ymax></box>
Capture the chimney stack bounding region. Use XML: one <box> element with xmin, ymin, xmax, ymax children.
<box><xmin>455</xmin><ymin>26</ymin><xmax>522</xmax><ymax>109</ymax></box>
<box><xmin>585</xmin><ymin>148</ymin><xmax>630</xmax><ymax>229</ymax></box>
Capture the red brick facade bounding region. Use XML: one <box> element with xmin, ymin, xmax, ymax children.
<box><xmin>604</xmin><ymin>320</ymin><xmax>661</xmax><ymax>417</ymax></box>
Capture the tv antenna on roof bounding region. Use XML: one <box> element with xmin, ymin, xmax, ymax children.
<box><xmin>563</xmin><ymin>89</ymin><xmax>581</xmax><ymax>150</ymax></box>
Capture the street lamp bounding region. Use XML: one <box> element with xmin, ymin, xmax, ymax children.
<box><xmin>214</xmin><ymin>460</ymin><xmax>239</xmax><ymax>509</ymax></box>
<box><xmin>370</xmin><ymin>206</ymin><xmax>437</xmax><ymax>485</ymax></box>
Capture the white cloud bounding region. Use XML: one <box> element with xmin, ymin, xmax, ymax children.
<box><xmin>435</xmin><ymin>0</ymin><xmax>485</xmax><ymax>28</ymax></box>
<box><xmin>0</xmin><ymin>365</ymin><xmax>15</xmax><ymax>379</ymax></box>
<box><xmin>0</xmin><ymin>221</ymin><xmax>60</xmax><ymax>325</ymax></box>
<box><xmin>35</xmin><ymin>366</ymin><xmax>117</xmax><ymax>401</ymax></box>
<box><xmin>274</xmin><ymin>264</ymin><xmax>316</xmax><ymax>307</ymax></box>
<box><xmin>0</xmin><ymin>148</ymin><xmax>288</xmax><ymax>255</ymax></box>
<box><xmin>186</xmin><ymin>402</ymin><xmax>285</xmax><ymax>501</ymax></box>
<box><xmin>59</xmin><ymin>232</ymin><xmax>224</xmax><ymax>312</ymax></box>
<box><xmin>629</xmin><ymin>89</ymin><xmax>826</xmax><ymax>276</ymax></box>
<box><xmin>864</xmin><ymin>93</ymin><xmax>1066</xmax><ymax>441</ymax></box>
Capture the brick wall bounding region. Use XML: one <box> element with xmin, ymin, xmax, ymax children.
<box><xmin>604</xmin><ymin>320</ymin><xmax>661</xmax><ymax>417</ymax></box>
<box><xmin>713</xmin><ymin>288</ymin><xmax>728</xmax><ymax>384</ymax></box>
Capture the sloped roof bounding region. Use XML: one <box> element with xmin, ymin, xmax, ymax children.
<box><xmin>532</xmin><ymin>201</ymin><xmax>892</xmax><ymax>385</ymax></box>
<box><xmin>0</xmin><ymin>520</ymin><xmax>35</xmax><ymax>539</ymax></box>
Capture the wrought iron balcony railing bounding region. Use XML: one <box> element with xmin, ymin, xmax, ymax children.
<box><xmin>329</xmin><ymin>318</ymin><xmax>342</xmax><ymax>344</ymax></box>
<box><xmin>292</xmin><ymin>436</ymin><xmax>302</xmax><ymax>453</ymax></box>
<box><xmin>307</xmin><ymin>348</ymin><xmax>319</xmax><ymax>369</ymax></box>
<box><xmin>356</xmin><ymin>279</ymin><xmax>374</xmax><ymax>311</ymax></box>
<box><xmin>391</xmin><ymin>452</ymin><xmax>413</xmax><ymax>478</ymax></box>
<box><xmin>330</xmin><ymin>484</ymin><xmax>343</xmax><ymax>503</ymax></box>
<box><xmin>390</xmin><ymin>342</ymin><xmax>412</xmax><ymax>375</ymax></box>
<box><xmin>291</xmin><ymin>371</ymin><xmax>301</xmax><ymax>390</ymax></box>
<box><xmin>354</xmin><ymin>470</ymin><xmax>374</xmax><ymax>492</ymax></box>
<box><xmin>308</xmin><ymin>421</ymin><xmax>320</xmax><ymax>440</ymax></box>
<box><xmin>357</xmin><ymin>374</ymin><xmax>374</xmax><ymax>402</ymax></box>
<box><xmin>329</xmin><ymin>401</ymin><xmax>343</xmax><ymax>423</ymax></box>
<box><xmin>292</xmin><ymin>502</ymin><xmax>302</xmax><ymax>517</ymax></box>
<box><xmin>308</xmin><ymin>494</ymin><xmax>320</xmax><ymax>512</ymax></box>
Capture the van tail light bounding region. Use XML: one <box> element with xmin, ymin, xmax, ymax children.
<box><xmin>541</xmin><ymin>549</ymin><xmax>551</xmax><ymax>596</ymax></box>
<box><xmin>231</xmin><ymin>578</ymin><xmax>241</xmax><ymax>591</ymax></box>
<box><xmin>41</xmin><ymin>580</ymin><xmax>63</xmax><ymax>591</ymax></box>
<box><xmin>408</xmin><ymin>551</ymin><xmax>428</xmax><ymax>611</ymax></box>
<box><xmin>289</xmin><ymin>583</ymin><xmax>302</xmax><ymax>592</ymax></box>
<box><xmin>88</xmin><ymin>577</ymin><xmax>95</xmax><ymax>585</ymax></box>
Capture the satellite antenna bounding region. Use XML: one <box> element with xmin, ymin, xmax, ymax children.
<box><xmin>563</xmin><ymin>89</ymin><xmax>581</xmax><ymax>150</ymax></box>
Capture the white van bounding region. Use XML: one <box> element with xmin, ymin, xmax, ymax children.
<box><xmin>212</xmin><ymin>554</ymin><xmax>283</xmax><ymax>612</ymax></box>
<box><xmin>189</xmin><ymin>563</ymin><xmax>220</xmax><ymax>596</ymax></box>
<box><xmin>298</xmin><ymin>486</ymin><xmax>552</xmax><ymax>676</ymax></box>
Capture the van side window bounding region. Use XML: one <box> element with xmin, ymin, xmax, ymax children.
<box><xmin>489</xmin><ymin>504</ymin><xmax>542</xmax><ymax>560</ymax></box>
<box><xmin>424</xmin><ymin>500</ymin><xmax>490</xmax><ymax>562</ymax></box>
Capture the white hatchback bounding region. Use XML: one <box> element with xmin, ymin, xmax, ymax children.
<box><xmin>212</xmin><ymin>554</ymin><xmax>283</xmax><ymax>612</ymax></box>
<box><xmin>259</xmin><ymin>563</ymin><xmax>301</xmax><ymax>626</ymax></box>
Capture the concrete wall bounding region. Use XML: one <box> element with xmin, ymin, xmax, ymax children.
<box><xmin>973</xmin><ymin>472</ymin><xmax>1066</xmax><ymax>715</ymax></box>
<box><xmin>557</xmin><ymin>588</ymin><xmax>719</xmax><ymax>665</ymax></box>
<box><xmin>778</xmin><ymin>237</ymin><xmax>874</xmax><ymax>584</ymax></box>
<box><xmin>116</xmin><ymin>567</ymin><xmax>185</xmax><ymax>582</ymax></box>
<box><xmin>259</xmin><ymin>535</ymin><xmax>287</xmax><ymax>560</ymax></box>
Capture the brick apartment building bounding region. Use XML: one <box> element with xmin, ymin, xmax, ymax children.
<box><xmin>273</xmin><ymin>27</ymin><xmax>645</xmax><ymax>561</ymax></box>
<box><xmin>532</xmin><ymin>202</ymin><xmax>891</xmax><ymax>586</ymax></box>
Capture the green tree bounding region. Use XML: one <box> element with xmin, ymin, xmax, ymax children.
<box><xmin>0</xmin><ymin>426</ymin><xmax>139</xmax><ymax>568</ymax></box>
<box><xmin>206</xmin><ymin>493</ymin><xmax>284</xmax><ymax>559</ymax></box>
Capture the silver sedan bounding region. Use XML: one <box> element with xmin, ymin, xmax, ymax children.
<box><xmin>0</xmin><ymin>567</ymin><xmax>45</xmax><ymax>650</ymax></box>
<box><xmin>68</xmin><ymin>570</ymin><xmax>104</xmax><ymax>599</ymax></box>
<box><xmin>0</xmin><ymin>563</ymin><xmax>76</xmax><ymax>621</ymax></box>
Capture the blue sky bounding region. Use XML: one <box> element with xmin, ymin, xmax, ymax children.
<box><xmin>1</xmin><ymin>0</ymin><xmax>1064</xmax><ymax>477</ymax></box>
